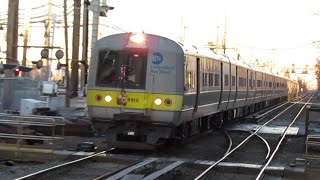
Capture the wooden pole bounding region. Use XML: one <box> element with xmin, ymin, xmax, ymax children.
<box><xmin>63</xmin><ymin>0</ymin><xmax>70</xmax><ymax>107</ymax></box>
<box><xmin>70</xmin><ymin>0</ymin><xmax>81</xmax><ymax>97</ymax></box>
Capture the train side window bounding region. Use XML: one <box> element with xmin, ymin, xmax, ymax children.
<box><xmin>209</xmin><ymin>73</ymin><xmax>214</xmax><ymax>87</ymax></box>
<box><xmin>214</xmin><ymin>74</ymin><xmax>220</xmax><ymax>86</ymax></box>
<box><xmin>257</xmin><ymin>80</ymin><xmax>262</xmax><ymax>87</ymax></box>
<box><xmin>224</xmin><ymin>75</ymin><xmax>229</xmax><ymax>86</ymax></box>
<box><xmin>186</xmin><ymin>71</ymin><xmax>195</xmax><ymax>89</ymax></box>
<box><xmin>239</xmin><ymin>77</ymin><xmax>242</xmax><ymax>87</ymax></box>
<box><xmin>184</xmin><ymin>58</ymin><xmax>188</xmax><ymax>91</ymax></box>
<box><xmin>202</xmin><ymin>73</ymin><xmax>205</xmax><ymax>87</ymax></box>
<box><xmin>202</xmin><ymin>73</ymin><xmax>209</xmax><ymax>87</ymax></box>
<box><xmin>232</xmin><ymin>76</ymin><xmax>235</xmax><ymax>87</ymax></box>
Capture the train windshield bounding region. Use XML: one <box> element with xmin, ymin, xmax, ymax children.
<box><xmin>96</xmin><ymin>50</ymin><xmax>147</xmax><ymax>89</ymax></box>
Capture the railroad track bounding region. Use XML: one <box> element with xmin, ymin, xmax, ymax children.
<box><xmin>15</xmin><ymin>94</ymin><xmax>314</xmax><ymax>180</ymax></box>
<box><xmin>194</xmin><ymin>93</ymin><xmax>314</xmax><ymax>180</ymax></box>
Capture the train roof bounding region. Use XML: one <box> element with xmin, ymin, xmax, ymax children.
<box><xmin>177</xmin><ymin>41</ymin><xmax>255</xmax><ymax>70</ymax></box>
<box><xmin>174</xmin><ymin>40</ymin><xmax>292</xmax><ymax>81</ymax></box>
<box><xmin>96</xmin><ymin>33</ymin><xmax>293</xmax><ymax>81</ymax></box>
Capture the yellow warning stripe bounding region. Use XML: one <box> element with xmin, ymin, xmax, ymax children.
<box><xmin>86</xmin><ymin>89</ymin><xmax>183</xmax><ymax>111</ymax></box>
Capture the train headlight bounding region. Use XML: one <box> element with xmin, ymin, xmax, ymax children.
<box><xmin>130</xmin><ymin>33</ymin><xmax>145</xmax><ymax>44</ymax></box>
<box><xmin>154</xmin><ymin>98</ymin><xmax>162</xmax><ymax>105</ymax></box>
<box><xmin>105</xmin><ymin>95</ymin><xmax>112</xmax><ymax>102</ymax></box>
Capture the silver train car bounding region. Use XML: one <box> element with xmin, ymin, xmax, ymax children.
<box><xmin>86</xmin><ymin>33</ymin><xmax>298</xmax><ymax>149</ymax></box>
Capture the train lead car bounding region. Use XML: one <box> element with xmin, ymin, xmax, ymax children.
<box><xmin>86</xmin><ymin>32</ymin><xmax>298</xmax><ymax>149</ymax></box>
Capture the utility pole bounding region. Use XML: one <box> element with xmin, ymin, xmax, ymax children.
<box><xmin>64</xmin><ymin>0</ymin><xmax>70</xmax><ymax>107</ymax></box>
<box><xmin>6</xmin><ymin>0</ymin><xmax>19</xmax><ymax>66</ymax></box>
<box><xmin>70</xmin><ymin>0</ymin><xmax>81</xmax><ymax>97</ymax></box>
<box><xmin>179</xmin><ymin>16</ymin><xmax>184</xmax><ymax>43</ymax></box>
<box><xmin>22</xmin><ymin>6</ymin><xmax>30</xmax><ymax>68</ymax></box>
<box><xmin>80</xmin><ymin>0</ymin><xmax>90</xmax><ymax>93</ymax></box>
<box><xmin>44</xmin><ymin>0</ymin><xmax>52</xmax><ymax>81</ymax></box>
<box><xmin>222</xmin><ymin>14</ymin><xmax>227</xmax><ymax>55</ymax></box>
<box><xmin>216</xmin><ymin>26</ymin><xmax>219</xmax><ymax>53</ymax></box>
<box><xmin>3</xmin><ymin>0</ymin><xmax>19</xmax><ymax>110</ymax></box>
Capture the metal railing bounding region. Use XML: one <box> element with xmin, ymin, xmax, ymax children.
<box><xmin>0</xmin><ymin>113</ymin><xmax>65</xmax><ymax>160</ymax></box>
<box><xmin>305</xmin><ymin>104</ymin><xmax>320</xmax><ymax>159</ymax></box>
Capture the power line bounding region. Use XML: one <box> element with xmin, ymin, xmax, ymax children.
<box><xmin>231</xmin><ymin>41</ymin><xmax>316</xmax><ymax>51</ymax></box>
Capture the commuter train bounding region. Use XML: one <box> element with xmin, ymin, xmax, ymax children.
<box><xmin>86</xmin><ymin>32</ymin><xmax>298</xmax><ymax>149</ymax></box>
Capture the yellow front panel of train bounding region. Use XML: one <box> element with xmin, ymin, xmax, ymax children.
<box><xmin>87</xmin><ymin>89</ymin><xmax>183</xmax><ymax>111</ymax></box>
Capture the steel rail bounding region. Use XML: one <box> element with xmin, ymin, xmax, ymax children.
<box><xmin>249</xmin><ymin>129</ymin><xmax>271</xmax><ymax>160</ymax></box>
<box><xmin>255</xmin><ymin>93</ymin><xmax>314</xmax><ymax>180</ymax></box>
<box><xmin>15</xmin><ymin>149</ymin><xmax>114</xmax><ymax>180</ymax></box>
<box><xmin>223</xmin><ymin>130</ymin><xmax>233</xmax><ymax>157</ymax></box>
<box><xmin>194</xmin><ymin>94</ymin><xmax>312</xmax><ymax>180</ymax></box>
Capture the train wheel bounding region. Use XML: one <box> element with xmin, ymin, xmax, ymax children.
<box><xmin>176</xmin><ymin>123</ymin><xmax>191</xmax><ymax>140</ymax></box>
<box><xmin>211</xmin><ymin>113</ymin><xmax>223</xmax><ymax>128</ymax></box>
<box><xmin>182</xmin><ymin>122</ymin><xmax>191</xmax><ymax>138</ymax></box>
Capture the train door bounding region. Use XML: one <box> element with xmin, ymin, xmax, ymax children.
<box><xmin>253</xmin><ymin>71</ymin><xmax>256</xmax><ymax>103</ymax></box>
<box><xmin>183</xmin><ymin>56</ymin><xmax>197</xmax><ymax>114</ymax></box>
<box><xmin>234</xmin><ymin>66</ymin><xmax>238</xmax><ymax>106</ymax></box>
<box><xmin>194</xmin><ymin>57</ymin><xmax>200</xmax><ymax>112</ymax></box>
<box><xmin>226</xmin><ymin>60</ymin><xmax>232</xmax><ymax>109</ymax></box>
<box><xmin>245</xmin><ymin>69</ymin><xmax>249</xmax><ymax>105</ymax></box>
<box><xmin>218</xmin><ymin>62</ymin><xmax>223</xmax><ymax>109</ymax></box>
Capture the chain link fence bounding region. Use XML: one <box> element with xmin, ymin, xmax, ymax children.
<box><xmin>0</xmin><ymin>78</ymin><xmax>42</xmax><ymax>111</ymax></box>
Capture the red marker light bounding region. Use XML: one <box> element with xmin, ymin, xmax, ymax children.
<box><xmin>164</xmin><ymin>98</ymin><xmax>172</xmax><ymax>106</ymax></box>
<box><xmin>95</xmin><ymin>94</ymin><xmax>102</xmax><ymax>101</ymax></box>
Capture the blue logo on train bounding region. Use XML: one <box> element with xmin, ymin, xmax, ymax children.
<box><xmin>152</xmin><ymin>52</ymin><xmax>163</xmax><ymax>65</ymax></box>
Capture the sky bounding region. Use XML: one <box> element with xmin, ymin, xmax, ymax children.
<box><xmin>1</xmin><ymin>0</ymin><xmax>320</xmax><ymax>79</ymax></box>
<box><xmin>105</xmin><ymin>0</ymin><xmax>320</xmax><ymax>70</ymax></box>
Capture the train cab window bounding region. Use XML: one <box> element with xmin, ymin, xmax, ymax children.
<box><xmin>122</xmin><ymin>52</ymin><xmax>146</xmax><ymax>88</ymax></box>
<box><xmin>96</xmin><ymin>51</ymin><xmax>118</xmax><ymax>85</ymax></box>
<box><xmin>96</xmin><ymin>50</ymin><xmax>147</xmax><ymax>89</ymax></box>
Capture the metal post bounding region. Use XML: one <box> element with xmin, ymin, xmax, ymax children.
<box><xmin>90</xmin><ymin>0</ymin><xmax>100</xmax><ymax>51</ymax></box>
<box><xmin>48</xmin><ymin>14</ymin><xmax>57</xmax><ymax>81</ymax></box>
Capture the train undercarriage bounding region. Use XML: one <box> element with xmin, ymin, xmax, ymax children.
<box><xmin>92</xmin><ymin>97</ymin><xmax>287</xmax><ymax>150</ymax></box>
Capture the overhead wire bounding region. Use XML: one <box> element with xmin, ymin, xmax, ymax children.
<box><xmin>231</xmin><ymin>41</ymin><xmax>317</xmax><ymax>51</ymax></box>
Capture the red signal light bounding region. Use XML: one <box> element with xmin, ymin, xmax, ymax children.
<box><xmin>14</xmin><ymin>69</ymin><xmax>20</xmax><ymax>76</ymax></box>
<box><xmin>57</xmin><ymin>62</ymin><xmax>62</xmax><ymax>70</ymax></box>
